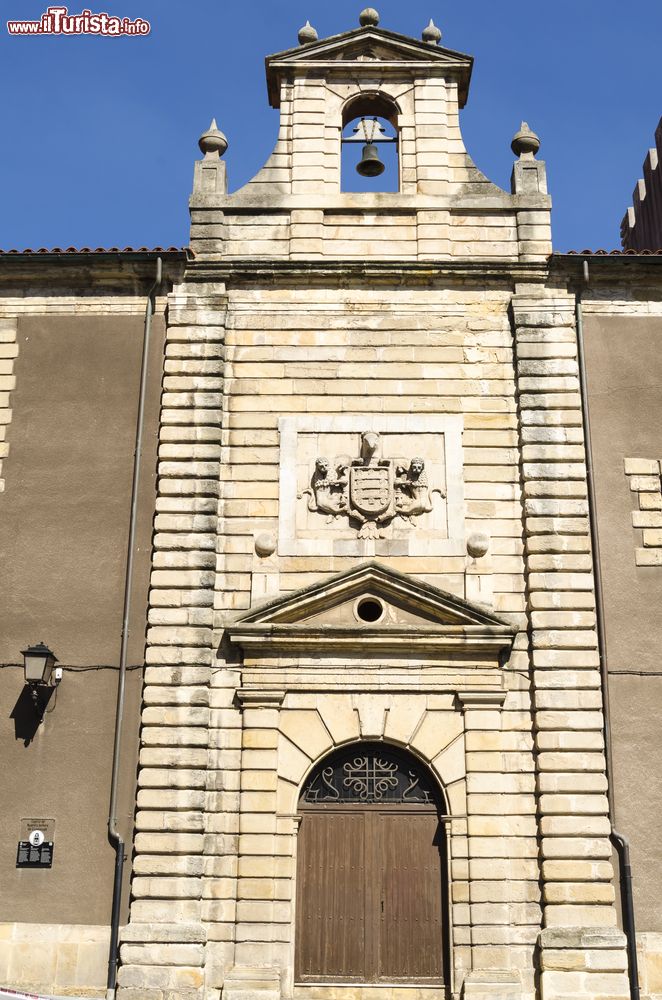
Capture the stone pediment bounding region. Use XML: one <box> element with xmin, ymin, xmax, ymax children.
<box><xmin>266</xmin><ymin>27</ymin><xmax>473</xmax><ymax>107</ymax></box>
<box><xmin>228</xmin><ymin>561</ymin><xmax>514</xmax><ymax>657</ymax></box>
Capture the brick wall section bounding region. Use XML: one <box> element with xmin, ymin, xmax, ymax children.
<box><xmin>511</xmin><ymin>287</ymin><xmax>630</xmax><ymax>1000</ymax></box>
<box><xmin>118</xmin><ymin>284</ymin><xmax>228</xmax><ymax>997</ymax></box>
<box><xmin>0</xmin><ymin>317</ymin><xmax>18</xmax><ymax>492</ymax></box>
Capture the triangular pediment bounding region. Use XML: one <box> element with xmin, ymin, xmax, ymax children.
<box><xmin>228</xmin><ymin>562</ymin><xmax>514</xmax><ymax>657</ymax></box>
<box><xmin>266</xmin><ymin>27</ymin><xmax>473</xmax><ymax>107</ymax></box>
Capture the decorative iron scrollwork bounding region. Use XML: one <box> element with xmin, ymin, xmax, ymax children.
<box><xmin>301</xmin><ymin>742</ymin><xmax>437</xmax><ymax>805</ymax></box>
<box><xmin>343</xmin><ymin>755</ymin><xmax>398</xmax><ymax>800</ymax></box>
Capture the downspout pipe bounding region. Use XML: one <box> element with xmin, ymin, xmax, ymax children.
<box><xmin>575</xmin><ymin>259</ymin><xmax>640</xmax><ymax>1000</ymax></box>
<box><xmin>106</xmin><ymin>257</ymin><xmax>163</xmax><ymax>1000</ymax></box>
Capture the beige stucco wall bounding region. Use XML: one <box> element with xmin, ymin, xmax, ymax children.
<box><xmin>584</xmin><ymin>310</ymin><xmax>662</xmax><ymax>934</ymax></box>
<box><xmin>0</xmin><ymin>313</ymin><xmax>163</xmax><ymax>666</ymax></box>
<box><xmin>0</xmin><ymin>305</ymin><xmax>165</xmax><ymax>991</ymax></box>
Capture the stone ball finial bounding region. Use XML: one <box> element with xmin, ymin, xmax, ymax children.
<box><xmin>359</xmin><ymin>7</ymin><xmax>380</xmax><ymax>26</ymax></box>
<box><xmin>511</xmin><ymin>121</ymin><xmax>540</xmax><ymax>158</ymax></box>
<box><xmin>198</xmin><ymin>118</ymin><xmax>228</xmax><ymax>158</ymax></box>
<box><xmin>254</xmin><ymin>532</ymin><xmax>276</xmax><ymax>558</ymax></box>
<box><xmin>422</xmin><ymin>19</ymin><xmax>442</xmax><ymax>44</ymax></box>
<box><xmin>467</xmin><ymin>532</ymin><xmax>490</xmax><ymax>560</ymax></box>
<box><xmin>298</xmin><ymin>20</ymin><xmax>318</xmax><ymax>44</ymax></box>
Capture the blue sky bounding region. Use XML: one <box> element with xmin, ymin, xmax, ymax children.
<box><xmin>1</xmin><ymin>0</ymin><xmax>661</xmax><ymax>252</ymax></box>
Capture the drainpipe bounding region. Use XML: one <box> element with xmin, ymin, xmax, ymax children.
<box><xmin>106</xmin><ymin>257</ymin><xmax>163</xmax><ymax>1000</ymax></box>
<box><xmin>575</xmin><ymin>258</ymin><xmax>640</xmax><ymax>1000</ymax></box>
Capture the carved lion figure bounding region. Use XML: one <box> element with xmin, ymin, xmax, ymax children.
<box><xmin>395</xmin><ymin>457</ymin><xmax>434</xmax><ymax>519</ymax></box>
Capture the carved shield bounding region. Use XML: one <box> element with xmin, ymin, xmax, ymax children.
<box><xmin>349</xmin><ymin>463</ymin><xmax>394</xmax><ymax>518</ymax></box>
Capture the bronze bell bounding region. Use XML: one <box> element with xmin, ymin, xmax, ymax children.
<box><xmin>356</xmin><ymin>142</ymin><xmax>385</xmax><ymax>177</ymax></box>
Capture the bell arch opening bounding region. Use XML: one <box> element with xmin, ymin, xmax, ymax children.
<box><xmin>341</xmin><ymin>92</ymin><xmax>400</xmax><ymax>193</ymax></box>
<box><xmin>295</xmin><ymin>741</ymin><xmax>450</xmax><ymax>987</ymax></box>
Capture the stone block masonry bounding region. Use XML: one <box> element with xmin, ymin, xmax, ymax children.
<box><xmin>512</xmin><ymin>286</ymin><xmax>629</xmax><ymax>1000</ymax></box>
<box><xmin>0</xmin><ymin>922</ymin><xmax>110</xmax><ymax>997</ymax></box>
<box><xmin>0</xmin><ymin>317</ymin><xmax>18</xmax><ymax>493</ymax></box>
<box><xmin>118</xmin><ymin>282</ymin><xmax>228</xmax><ymax>998</ymax></box>
<box><xmin>624</xmin><ymin>458</ymin><xmax>662</xmax><ymax>565</ymax></box>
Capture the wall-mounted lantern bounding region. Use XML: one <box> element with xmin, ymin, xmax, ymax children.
<box><xmin>21</xmin><ymin>643</ymin><xmax>61</xmax><ymax>717</ymax></box>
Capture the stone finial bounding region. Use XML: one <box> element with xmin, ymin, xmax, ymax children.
<box><xmin>467</xmin><ymin>532</ymin><xmax>490</xmax><ymax>560</ymax></box>
<box><xmin>298</xmin><ymin>20</ymin><xmax>318</xmax><ymax>44</ymax></box>
<box><xmin>511</xmin><ymin>121</ymin><xmax>541</xmax><ymax>159</ymax></box>
<box><xmin>422</xmin><ymin>19</ymin><xmax>442</xmax><ymax>44</ymax></box>
<box><xmin>198</xmin><ymin>118</ymin><xmax>228</xmax><ymax>158</ymax></box>
<box><xmin>254</xmin><ymin>532</ymin><xmax>277</xmax><ymax>557</ymax></box>
<box><xmin>359</xmin><ymin>7</ymin><xmax>380</xmax><ymax>26</ymax></box>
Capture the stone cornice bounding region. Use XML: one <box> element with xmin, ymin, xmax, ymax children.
<box><xmin>0</xmin><ymin>252</ymin><xmax>186</xmax><ymax>291</ymax></box>
<box><xmin>229</xmin><ymin>624</ymin><xmax>514</xmax><ymax>657</ymax></box>
<box><xmin>185</xmin><ymin>258</ymin><xmax>548</xmax><ymax>287</ymax></box>
<box><xmin>189</xmin><ymin>193</ymin><xmax>551</xmax><ymax>211</ymax></box>
<box><xmin>550</xmin><ymin>252</ymin><xmax>662</xmax><ymax>286</ymax></box>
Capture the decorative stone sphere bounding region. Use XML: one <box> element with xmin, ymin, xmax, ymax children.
<box><xmin>359</xmin><ymin>7</ymin><xmax>380</xmax><ymax>26</ymax></box>
<box><xmin>255</xmin><ymin>532</ymin><xmax>277</xmax><ymax>558</ymax></box>
<box><xmin>510</xmin><ymin>121</ymin><xmax>540</xmax><ymax>158</ymax></box>
<box><xmin>422</xmin><ymin>19</ymin><xmax>442</xmax><ymax>44</ymax></box>
<box><xmin>298</xmin><ymin>20</ymin><xmax>318</xmax><ymax>44</ymax></box>
<box><xmin>467</xmin><ymin>532</ymin><xmax>490</xmax><ymax>560</ymax></box>
<box><xmin>198</xmin><ymin>118</ymin><xmax>228</xmax><ymax>158</ymax></box>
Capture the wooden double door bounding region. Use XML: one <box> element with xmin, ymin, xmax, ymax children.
<box><xmin>295</xmin><ymin>806</ymin><xmax>445</xmax><ymax>984</ymax></box>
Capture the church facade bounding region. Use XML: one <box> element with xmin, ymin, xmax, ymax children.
<box><xmin>1</xmin><ymin>11</ymin><xmax>662</xmax><ymax>1000</ymax></box>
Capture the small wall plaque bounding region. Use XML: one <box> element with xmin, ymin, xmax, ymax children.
<box><xmin>17</xmin><ymin>818</ymin><xmax>55</xmax><ymax>868</ymax></box>
<box><xmin>16</xmin><ymin>840</ymin><xmax>54</xmax><ymax>868</ymax></box>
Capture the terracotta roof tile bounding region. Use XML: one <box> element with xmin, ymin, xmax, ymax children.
<box><xmin>560</xmin><ymin>248</ymin><xmax>662</xmax><ymax>256</ymax></box>
<box><xmin>0</xmin><ymin>246</ymin><xmax>187</xmax><ymax>255</ymax></box>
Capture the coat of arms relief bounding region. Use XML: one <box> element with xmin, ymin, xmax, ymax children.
<box><xmin>299</xmin><ymin>431</ymin><xmax>445</xmax><ymax>539</ymax></box>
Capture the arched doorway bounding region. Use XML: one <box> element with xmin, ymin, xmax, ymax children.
<box><xmin>295</xmin><ymin>742</ymin><xmax>448</xmax><ymax>986</ymax></box>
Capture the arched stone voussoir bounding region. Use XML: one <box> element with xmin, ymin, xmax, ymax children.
<box><xmin>316</xmin><ymin>695</ymin><xmax>361</xmax><ymax>745</ymax></box>
<box><xmin>445</xmin><ymin>777</ymin><xmax>468</xmax><ymax>817</ymax></box>
<box><xmin>278</xmin><ymin>709</ymin><xmax>334</xmax><ymax>762</ymax></box>
<box><xmin>276</xmin><ymin>775</ymin><xmax>300</xmax><ymax>816</ymax></box>
<box><xmin>352</xmin><ymin>694</ymin><xmax>391</xmax><ymax>739</ymax></box>
<box><xmin>383</xmin><ymin>696</ymin><xmax>427</xmax><ymax>746</ymax></box>
<box><xmin>430</xmin><ymin>733</ymin><xmax>467</xmax><ymax>789</ymax></box>
<box><xmin>277</xmin><ymin>731</ymin><xmax>313</xmax><ymax>786</ymax></box>
<box><xmin>409</xmin><ymin>709</ymin><xmax>465</xmax><ymax>762</ymax></box>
